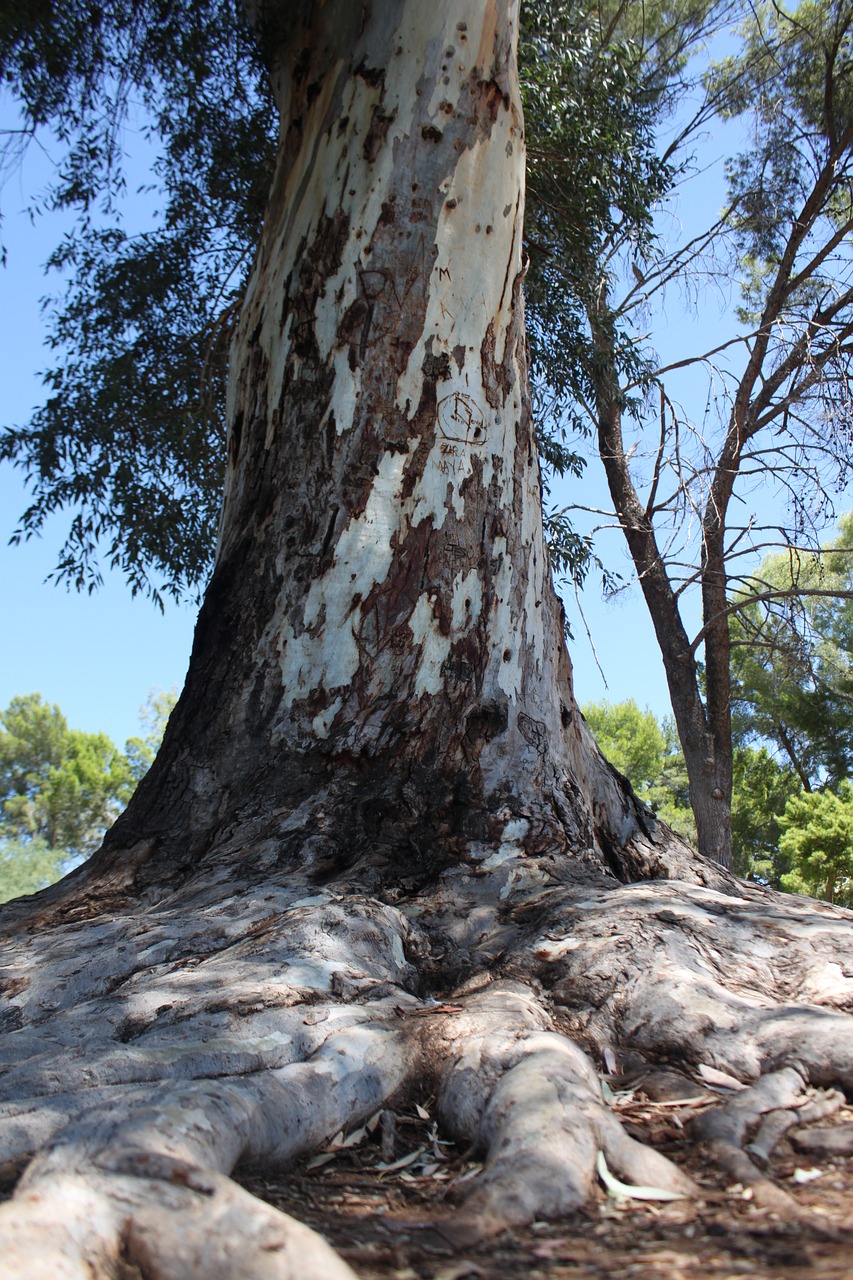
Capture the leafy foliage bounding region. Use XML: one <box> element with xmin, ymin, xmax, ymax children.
<box><xmin>730</xmin><ymin>746</ymin><xmax>800</xmax><ymax>883</ymax></box>
<box><xmin>0</xmin><ymin>835</ymin><xmax>65</xmax><ymax>905</ymax></box>
<box><xmin>726</xmin><ymin>515</ymin><xmax>853</xmax><ymax>893</ymax></box>
<box><xmin>0</xmin><ymin>689</ymin><xmax>173</xmax><ymax>902</ymax></box>
<box><xmin>730</xmin><ymin>517</ymin><xmax>853</xmax><ymax>791</ymax></box>
<box><xmin>581</xmin><ymin>696</ymin><xmax>833</xmax><ymax>884</ymax></box>
<box><xmin>0</xmin><ymin>0</ymin><xmax>275</xmax><ymax>603</ymax></box>
<box><xmin>779</xmin><ymin>782</ymin><xmax>853</xmax><ymax>905</ymax></box>
<box><xmin>0</xmin><ymin>692</ymin><xmax>133</xmax><ymax>857</ymax></box>
<box><xmin>582</xmin><ymin>697</ymin><xmax>668</xmax><ymax>789</ymax></box>
<box><xmin>582</xmin><ymin>698</ymin><xmax>696</xmax><ymax>840</ymax></box>
<box><xmin>519</xmin><ymin>0</ymin><xmax>676</xmax><ymax>582</ymax></box>
<box><xmin>125</xmin><ymin>686</ymin><xmax>177</xmax><ymax>782</ymax></box>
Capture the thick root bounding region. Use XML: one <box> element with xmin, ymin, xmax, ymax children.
<box><xmin>430</xmin><ymin>984</ymin><xmax>695</xmax><ymax>1245</ymax></box>
<box><xmin>1</xmin><ymin>1162</ymin><xmax>358</xmax><ymax>1280</ymax></box>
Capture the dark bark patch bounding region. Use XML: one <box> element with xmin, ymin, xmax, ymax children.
<box><xmin>355</xmin><ymin>63</ymin><xmax>385</xmax><ymax>88</ymax></box>
<box><xmin>480</xmin><ymin>320</ymin><xmax>510</xmax><ymax>409</ymax></box>
<box><xmin>307</xmin><ymin>210</ymin><xmax>350</xmax><ymax>276</ymax></box>
<box><xmin>422</xmin><ymin>351</ymin><xmax>452</xmax><ymax>382</ymax></box>
<box><xmin>0</xmin><ymin>1006</ymin><xmax>22</xmax><ymax>1033</ymax></box>
<box><xmin>421</xmin><ymin>124</ymin><xmax>443</xmax><ymax>143</ymax></box>
<box><xmin>465</xmin><ymin>702</ymin><xmax>508</xmax><ymax>745</ymax></box>
<box><xmin>469</xmin><ymin>76</ymin><xmax>510</xmax><ymax>132</ymax></box>
<box><xmin>229</xmin><ymin>411</ymin><xmax>244</xmax><ymax>466</ymax></box>
<box><xmin>115</xmin><ymin>1014</ymin><xmax>155</xmax><ymax>1043</ymax></box>
<box><xmin>364</xmin><ymin>106</ymin><xmax>396</xmax><ymax>163</ymax></box>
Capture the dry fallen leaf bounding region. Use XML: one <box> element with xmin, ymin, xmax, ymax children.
<box><xmin>697</xmin><ymin>1064</ymin><xmax>746</xmax><ymax>1091</ymax></box>
<box><xmin>532</xmin><ymin>1238</ymin><xmax>572</xmax><ymax>1259</ymax></box>
<box><xmin>793</xmin><ymin>1167</ymin><xmax>824</xmax><ymax>1184</ymax></box>
<box><xmin>596</xmin><ymin>1151</ymin><xmax>688</xmax><ymax>1202</ymax></box>
<box><xmin>432</xmin><ymin>1263</ymin><xmax>487</xmax><ymax>1280</ymax></box>
<box><xmin>305</xmin><ymin>1151</ymin><xmax>338</xmax><ymax>1170</ymax></box>
<box><xmin>340</xmin><ymin>1126</ymin><xmax>368</xmax><ymax>1148</ymax></box>
<box><xmin>376</xmin><ymin>1145</ymin><xmax>427</xmax><ymax>1172</ymax></box>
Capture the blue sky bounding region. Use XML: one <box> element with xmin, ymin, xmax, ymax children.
<box><xmin>0</xmin><ymin>120</ymin><xmax>197</xmax><ymax>748</ymax></box>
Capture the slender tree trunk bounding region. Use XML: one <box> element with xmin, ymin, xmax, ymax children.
<box><xmin>699</xmin><ymin>435</ymin><xmax>740</xmax><ymax>868</ymax></box>
<box><xmin>591</xmin><ymin>315</ymin><xmax>732</xmax><ymax>868</ymax></box>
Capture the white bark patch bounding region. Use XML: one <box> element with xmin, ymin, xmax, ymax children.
<box><xmin>395</xmin><ymin>124</ymin><xmax>523</xmax><ymax>419</ymax></box>
<box><xmin>278</xmin><ymin>450</ymin><xmax>407</xmax><ymax>704</ymax></box>
<box><xmin>490</xmin><ymin>536</ymin><xmax>523</xmax><ymax>698</ymax></box>
<box><xmin>408</xmin><ymin>595</ymin><xmax>452</xmax><ymax>695</ymax></box>
<box><xmin>452</xmin><ymin>569</ymin><xmax>482</xmax><ymax>628</ymax></box>
<box><xmin>313</xmin><ymin>698</ymin><xmax>343</xmax><ymax>739</ymax></box>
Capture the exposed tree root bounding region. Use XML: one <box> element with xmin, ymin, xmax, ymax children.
<box><xmin>1</xmin><ymin>843</ymin><xmax>853</xmax><ymax>1276</ymax></box>
<box><xmin>689</xmin><ymin>1068</ymin><xmax>840</xmax><ymax>1219</ymax></box>
<box><xmin>431</xmin><ymin>984</ymin><xmax>696</xmax><ymax>1246</ymax></box>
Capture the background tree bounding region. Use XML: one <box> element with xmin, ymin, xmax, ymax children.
<box><xmin>2</xmin><ymin>5</ymin><xmax>853</xmax><ymax>1279</ymax></box>
<box><xmin>539</xmin><ymin>0</ymin><xmax>853</xmax><ymax>868</ymax></box>
<box><xmin>731</xmin><ymin>516</ymin><xmax>853</xmax><ymax>792</ymax></box>
<box><xmin>779</xmin><ymin>782</ymin><xmax>853</xmax><ymax>904</ymax></box>
<box><xmin>726</xmin><ymin>516</ymin><xmax>853</xmax><ymax>889</ymax></box>
<box><xmin>730</xmin><ymin>744</ymin><xmax>800</xmax><ymax>883</ymax></box>
<box><xmin>0</xmin><ymin>690</ymin><xmax>174</xmax><ymax>902</ymax></box>
<box><xmin>124</xmin><ymin>686</ymin><xmax>178</xmax><ymax>782</ymax></box>
<box><xmin>519</xmin><ymin>0</ymin><xmax>730</xmax><ymax>587</ymax></box>
<box><xmin>582</xmin><ymin>697</ymin><xmax>696</xmax><ymax>838</ymax></box>
<box><xmin>0</xmin><ymin>836</ymin><xmax>65</xmax><ymax>904</ymax></box>
<box><xmin>0</xmin><ymin>692</ymin><xmax>132</xmax><ymax>857</ymax></box>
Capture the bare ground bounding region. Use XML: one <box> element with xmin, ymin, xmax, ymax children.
<box><xmin>240</xmin><ymin>1075</ymin><xmax>853</xmax><ymax>1280</ymax></box>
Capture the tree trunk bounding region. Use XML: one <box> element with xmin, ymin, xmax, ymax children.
<box><xmin>591</xmin><ymin>316</ymin><xmax>732</xmax><ymax>868</ymax></box>
<box><xmin>1</xmin><ymin>4</ymin><xmax>853</xmax><ymax>1276</ymax></box>
<box><xmin>66</xmin><ymin>0</ymin><xmax>668</xmax><ymax>902</ymax></box>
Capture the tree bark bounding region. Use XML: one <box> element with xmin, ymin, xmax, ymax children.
<box><xmin>2</xmin><ymin>4</ymin><xmax>853</xmax><ymax>1276</ymax></box>
<box><xmin>69</xmin><ymin>0</ymin><xmax>667</xmax><ymax>901</ymax></box>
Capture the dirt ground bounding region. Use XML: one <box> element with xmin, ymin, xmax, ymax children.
<box><xmin>240</xmin><ymin>1076</ymin><xmax>853</xmax><ymax>1280</ymax></box>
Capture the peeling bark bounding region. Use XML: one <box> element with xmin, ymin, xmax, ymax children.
<box><xmin>2</xmin><ymin>3</ymin><xmax>853</xmax><ymax>1275</ymax></box>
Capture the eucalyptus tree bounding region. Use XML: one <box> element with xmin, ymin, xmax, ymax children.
<box><xmin>3</xmin><ymin>4</ymin><xmax>853</xmax><ymax>1279</ymax></box>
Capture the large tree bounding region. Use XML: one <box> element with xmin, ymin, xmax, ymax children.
<box><xmin>2</xmin><ymin>4</ymin><xmax>853</xmax><ymax>1277</ymax></box>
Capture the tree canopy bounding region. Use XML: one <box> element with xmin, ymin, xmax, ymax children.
<box><xmin>0</xmin><ymin>0</ymin><xmax>273</xmax><ymax>602</ymax></box>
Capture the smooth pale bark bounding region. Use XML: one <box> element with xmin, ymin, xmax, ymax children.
<box><xmin>1</xmin><ymin>3</ymin><xmax>853</xmax><ymax>1276</ymax></box>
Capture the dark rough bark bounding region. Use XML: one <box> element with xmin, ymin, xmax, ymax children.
<box><xmin>1</xmin><ymin>3</ymin><xmax>853</xmax><ymax>1276</ymax></box>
